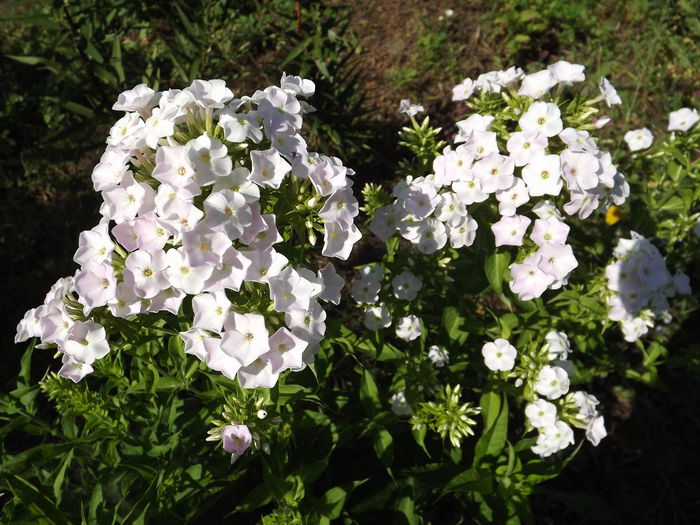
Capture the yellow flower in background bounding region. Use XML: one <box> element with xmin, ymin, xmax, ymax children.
<box><xmin>605</xmin><ymin>205</ymin><xmax>628</xmax><ymax>225</ymax></box>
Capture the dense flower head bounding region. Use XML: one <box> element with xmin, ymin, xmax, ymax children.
<box><xmin>604</xmin><ymin>232</ymin><xmax>690</xmax><ymax>342</ymax></box>
<box><xmin>16</xmin><ymin>76</ymin><xmax>361</xmax><ymax>388</ymax></box>
<box><xmin>498</xmin><ymin>329</ymin><xmax>607</xmax><ymax>457</ymax></box>
<box><xmin>373</xmin><ymin>64</ymin><xmax>628</xmax><ymax>303</ymax></box>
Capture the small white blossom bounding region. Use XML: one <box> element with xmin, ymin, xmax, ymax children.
<box><xmin>428</xmin><ymin>345</ymin><xmax>449</xmax><ymax>367</ymax></box>
<box><xmin>390</xmin><ymin>391</ymin><xmax>413</xmax><ymax>416</ymax></box>
<box><xmin>396</xmin><ymin>315</ymin><xmax>422</xmax><ymax>341</ymax></box>
<box><xmin>623</xmin><ymin>128</ymin><xmax>653</xmax><ymax>151</ymax></box>
<box><xmin>399</xmin><ymin>99</ymin><xmax>424</xmax><ymax>117</ymax></box>
<box><xmin>535</xmin><ymin>365</ymin><xmax>570</xmax><ymax>400</ymax></box>
<box><xmin>668</xmin><ymin>107</ymin><xmax>699</xmax><ymax>132</ymax></box>
<box><xmin>481</xmin><ymin>339</ymin><xmax>517</xmax><ymax>371</ymax></box>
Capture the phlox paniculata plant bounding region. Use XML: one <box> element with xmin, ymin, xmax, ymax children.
<box><xmin>15</xmin><ymin>75</ymin><xmax>360</xmax><ymax>410</ymax></box>
<box><xmin>6</xmin><ymin>61</ymin><xmax>699</xmax><ymax>523</ymax></box>
<box><xmin>354</xmin><ymin>62</ymin><xmax>646</xmax><ymax>460</ymax></box>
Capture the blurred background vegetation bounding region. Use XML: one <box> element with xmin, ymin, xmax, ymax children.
<box><xmin>1</xmin><ymin>0</ymin><xmax>699</xmax><ymax>522</ymax></box>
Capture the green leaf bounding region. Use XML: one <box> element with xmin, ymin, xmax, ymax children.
<box><xmin>317</xmin><ymin>486</ymin><xmax>349</xmax><ymax>520</ymax></box>
<box><xmin>659</xmin><ymin>195</ymin><xmax>685</xmax><ymax>214</ymax></box>
<box><xmin>18</xmin><ymin>341</ymin><xmax>35</xmax><ymax>385</ymax></box>
<box><xmin>442</xmin><ymin>306</ymin><xmax>468</xmax><ymax>343</ymax></box>
<box><xmin>480</xmin><ymin>391</ymin><xmax>500</xmax><ymax>429</ymax></box>
<box><xmin>499</xmin><ymin>313</ymin><xmax>519</xmax><ymax>338</ymax></box>
<box><xmin>173</xmin><ymin>2</ymin><xmax>195</xmax><ymax>36</ymax></box>
<box><xmin>51</xmin><ymin>449</ymin><xmax>74</xmax><ymax>504</ymax></box>
<box><xmin>188</xmin><ymin>57</ymin><xmax>202</xmax><ymax>81</ymax></box>
<box><xmin>396</xmin><ymin>490</ymin><xmax>418</xmax><ymax>525</ymax></box>
<box><xmin>234</xmin><ymin>483</ymin><xmax>273</xmax><ymax>513</ymax></box>
<box><xmin>359</xmin><ymin>369</ymin><xmax>381</xmax><ymax>416</ymax></box>
<box><xmin>0</xmin><ymin>13</ymin><xmax>59</xmax><ymax>29</ymax></box>
<box><xmin>314</xmin><ymin>59</ymin><xmax>330</xmax><ymax>79</ymax></box>
<box><xmin>643</xmin><ymin>341</ymin><xmax>667</xmax><ymax>367</ymax></box>
<box><xmin>474</xmin><ymin>392</ymin><xmax>508</xmax><ymax>462</ymax></box>
<box><xmin>5</xmin><ymin>55</ymin><xmax>46</xmax><ymax>65</ymax></box>
<box><xmin>143</xmin><ymin>364</ymin><xmax>159</xmax><ymax>394</ymax></box>
<box><xmin>519</xmin><ymin>9</ymin><xmax>541</xmax><ymax>22</ymax></box>
<box><xmin>411</xmin><ymin>425</ymin><xmax>430</xmax><ymax>456</ymax></box>
<box><xmin>64</xmin><ymin>101</ymin><xmax>94</xmax><ymax>118</ymax></box>
<box><xmin>1</xmin><ymin>473</ymin><xmax>71</xmax><ymax>525</ymax></box>
<box><xmin>111</xmin><ymin>38</ymin><xmax>125</xmax><ymax>83</ymax></box>
<box><xmin>349</xmin><ymin>481</ymin><xmax>396</xmax><ymax>514</ymax></box>
<box><xmin>485</xmin><ymin>252</ymin><xmax>512</xmax><ymax>294</ymax></box>
<box><xmin>282</xmin><ymin>38</ymin><xmax>311</xmax><ymax>66</ymax></box>
<box><xmin>441</xmin><ymin>467</ymin><xmax>494</xmax><ymax>496</ymax></box>
<box><xmin>376</xmin><ymin>343</ymin><xmax>405</xmax><ymax>361</ymax></box>
<box><xmin>373</xmin><ymin>428</ymin><xmax>393</xmax><ymax>468</ymax></box>
<box><xmin>185</xmin><ymin>464</ymin><xmax>202</xmax><ymax>481</ymax></box>
<box><xmin>84</xmin><ymin>41</ymin><xmax>104</xmax><ymax>64</ymax></box>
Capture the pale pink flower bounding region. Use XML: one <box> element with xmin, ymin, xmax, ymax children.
<box><xmin>221</xmin><ymin>424</ymin><xmax>253</xmax><ymax>455</ymax></box>
<box><xmin>221</xmin><ymin>312</ymin><xmax>270</xmax><ymax>367</ymax></box>
<box><xmin>124</xmin><ymin>249</ymin><xmax>169</xmax><ymax>299</ymax></box>
<box><xmin>491</xmin><ymin>215</ymin><xmax>531</xmax><ymax>247</ymax></box>
<box><xmin>62</xmin><ymin>320</ymin><xmax>109</xmax><ymax>365</ymax></box>
<box><xmin>250</xmin><ymin>148</ymin><xmax>291</xmax><ymax>189</ymax></box>
<box><xmin>74</xmin><ymin>260</ymin><xmax>117</xmax><ymax>308</ymax></box>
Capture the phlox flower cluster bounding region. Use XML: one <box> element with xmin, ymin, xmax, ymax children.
<box><xmin>484</xmin><ymin>331</ymin><xmax>607</xmax><ymax>457</ymax></box>
<box><xmin>350</xmin><ymin>264</ymin><xmax>427</xmax><ymax>342</ymax></box>
<box><xmin>15</xmin><ymin>75</ymin><xmax>361</xmax><ymax>389</ymax></box>
<box><xmin>372</xmin><ymin>62</ymin><xmax>629</xmax><ymax>301</ymax></box>
<box><xmin>605</xmin><ymin>232</ymin><xmax>691</xmax><ymax>342</ymax></box>
<box><xmin>452</xmin><ymin>61</ymin><xmax>620</xmax><ymax>108</ymax></box>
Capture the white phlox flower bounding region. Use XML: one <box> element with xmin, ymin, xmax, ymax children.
<box><xmin>392</xmin><ymin>271</ymin><xmax>423</xmax><ymax>301</ymax></box>
<box><xmin>623</xmin><ymin>128</ymin><xmax>653</xmax><ymax>151</ymax></box>
<box><xmin>535</xmin><ymin>365</ymin><xmax>570</xmax><ymax>400</ymax></box>
<box><xmin>481</xmin><ymin>339</ymin><xmax>517</xmax><ymax>371</ymax></box>
<box><xmin>390</xmin><ymin>391</ymin><xmax>413</xmax><ymax>416</ymax></box>
<box><xmin>364</xmin><ymin>304</ymin><xmax>392</xmax><ymax>331</ymax></box>
<box><xmin>519</xmin><ymin>102</ymin><xmax>563</xmax><ymax>137</ymax></box>
<box><xmin>599</xmin><ymin>77</ymin><xmax>622</xmax><ymax>106</ymax></box>
<box><xmin>525</xmin><ymin>399</ymin><xmax>557</xmax><ymax>428</ymax></box>
<box><xmin>396</xmin><ymin>315</ymin><xmax>422</xmax><ymax>341</ymax></box>
<box><xmin>428</xmin><ymin>345</ymin><xmax>449</xmax><ymax>367</ymax></box>
<box><xmin>668</xmin><ymin>107</ymin><xmax>699</xmax><ymax>132</ymax></box>
<box><xmin>518</xmin><ymin>69</ymin><xmax>557</xmax><ymax>99</ymax></box>
<box><xmin>547</xmin><ymin>60</ymin><xmax>585</xmax><ymax>85</ymax></box>
<box><xmin>399</xmin><ymin>99</ymin><xmax>424</xmax><ymax>117</ymax></box>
